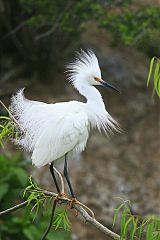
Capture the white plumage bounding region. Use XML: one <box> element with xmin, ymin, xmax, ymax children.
<box><xmin>10</xmin><ymin>50</ymin><xmax>119</xmax><ymax>168</ymax></box>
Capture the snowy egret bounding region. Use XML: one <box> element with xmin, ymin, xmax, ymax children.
<box><xmin>10</xmin><ymin>49</ymin><xmax>120</xmax><ymax>199</ymax></box>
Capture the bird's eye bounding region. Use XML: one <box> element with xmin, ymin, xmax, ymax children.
<box><xmin>94</xmin><ymin>77</ymin><xmax>97</xmax><ymax>80</ymax></box>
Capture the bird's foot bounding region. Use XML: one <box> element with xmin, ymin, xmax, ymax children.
<box><xmin>55</xmin><ymin>192</ymin><xmax>68</xmax><ymax>205</ymax></box>
<box><xmin>69</xmin><ymin>198</ymin><xmax>79</xmax><ymax>216</ymax></box>
<box><xmin>70</xmin><ymin>198</ymin><xmax>95</xmax><ymax>219</ymax></box>
<box><xmin>59</xmin><ymin>192</ymin><xmax>66</xmax><ymax>197</ymax></box>
<box><xmin>69</xmin><ymin>197</ymin><xmax>78</xmax><ymax>209</ymax></box>
<box><xmin>56</xmin><ymin>192</ymin><xmax>67</xmax><ymax>199</ymax></box>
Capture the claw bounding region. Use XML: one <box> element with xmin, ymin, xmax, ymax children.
<box><xmin>70</xmin><ymin>198</ymin><xmax>95</xmax><ymax>218</ymax></box>
<box><xmin>59</xmin><ymin>192</ymin><xmax>67</xmax><ymax>197</ymax></box>
<box><xmin>69</xmin><ymin>197</ymin><xmax>78</xmax><ymax>209</ymax></box>
<box><xmin>56</xmin><ymin>192</ymin><xmax>67</xmax><ymax>202</ymax></box>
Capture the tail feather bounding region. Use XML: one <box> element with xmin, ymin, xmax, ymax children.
<box><xmin>10</xmin><ymin>89</ymin><xmax>50</xmax><ymax>152</ymax></box>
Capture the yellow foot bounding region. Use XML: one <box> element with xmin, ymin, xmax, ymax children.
<box><xmin>59</xmin><ymin>192</ymin><xmax>67</xmax><ymax>197</ymax></box>
<box><xmin>69</xmin><ymin>197</ymin><xmax>78</xmax><ymax>209</ymax></box>
<box><xmin>56</xmin><ymin>192</ymin><xmax>67</xmax><ymax>201</ymax></box>
<box><xmin>70</xmin><ymin>198</ymin><xmax>95</xmax><ymax>219</ymax></box>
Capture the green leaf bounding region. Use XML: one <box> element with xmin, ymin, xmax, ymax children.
<box><xmin>23</xmin><ymin>225</ymin><xmax>42</xmax><ymax>240</ymax></box>
<box><xmin>12</xmin><ymin>167</ymin><xmax>28</xmax><ymax>186</ymax></box>
<box><xmin>0</xmin><ymin>116</ymin><xmax>10</xmax><ymax>120</ymax></box>
<box><xmin>137</xmin><ymin>218</ymin><xmax>146</xmax><ymax>239</ymax></box>
<box><xmin>153</xmin><ymin>62</ymin><xmax>160</xmax><ymax>96</ymax></box>
<box><xmin>27</xmin><ymin>192</ymin><xmax>38</xmax><ymax>205</ymax></box>
<box><xmin>47</xmin><ymin>230</ymin><xmax>71</xmax><ymax>240</ymax></box>
<box><xmin>113</xmin><ymin>203</ymin><xmax>126</xmax><ymax>227</ymax></box>
<box><xmin>147</xmin><ymin>57</ymin><xmax>155</xmax><ymax>86</ymax></box>
<box><xmin>156</xmin><ymin>76</ymin><xmax>160</xmax><ymax>97</ymax></box>
<box><xmin>123</xmin><ymin>216</ymin><xmax>133</xmax><ymax>237</ymax></box>
<box><xmin>146</xmin><ymin>222</ymin><xmax>154</xmax><ymax>240</ymax></box>
<box><xmin>23</xmin><ymin>184</ymin><xmax>34</xmax><ymax>198</ymax></box>
<box><xmin>121</xmin><ymin>207</ymin><xmax>127</xmax><ymax>237</ymax></box>
<box><xmin>130</xmin><ymin>217</ymin><xmax>138</xmax><ymax>240</ymax></box>
<box><xmin>0</xmin><ymin>183</ymin><xmax>9</xmax><ymax>200</ymax></box>
<box><xmin>53</xmin><ymin>208</ymin><xmax>71</xmax><ymax>231</ymax></box>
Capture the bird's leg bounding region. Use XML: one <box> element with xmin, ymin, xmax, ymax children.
<box><xmin>49</xmin><ymin>163</ymin><xmax>64</xmax><ymax>197</ymax></box>
<box><xmin>64</xmin><ymin>154</ymin><xmax>76</xmax><ymax>205</ymax></box>
<box><xmin>63</xmin><ymin>155</ymin><xmax>95</xmax><ymax>218</ymax></box>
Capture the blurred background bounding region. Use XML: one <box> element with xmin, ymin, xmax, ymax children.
<box><xmin>0</xmin><ymin>0</ymin><xmax>160</xmax><ymax>239</ymax></box>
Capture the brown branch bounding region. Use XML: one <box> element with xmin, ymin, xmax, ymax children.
<box><xmin>0</xmin><ymin>190</ymin><xmax>120</xmax><ymax>240</ymax></box>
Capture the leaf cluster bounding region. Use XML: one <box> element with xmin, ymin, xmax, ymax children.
<box><xmin>0</xmin><ymin>154</ymin><xmax>28</xmax><ymax>208</ymax></box>
<box><xmin>0</xmin><ymin>157</ymin><xmax>71</xmax><ymax>240</ymax></box>
<box><xmin>1</xmin><ymin>0</ymin><xmax>160</xmax><ymax>79</ymax></box>
<box><xmin>113</xmin><ymin>201</ymin><xmax>160</xmax><ymax>239</ymax></box>
<box><xmin>24</xmin><ymin>176</ymin><xmax>71</xmax><ymax>232</ymax></box>
<box><xmin>0</xmin><ymin>116</ymin><xmax>18</xmax><ymax>148</ymax></box>
<box><xmin>19</xmin><ymin>0</ymin><xmax>102</xmax><ymax>33</ymax></box>
<box><xmin>99</xmin><ymin>6</ymin><xmax>160</xmax><ymax>56</ymax></box>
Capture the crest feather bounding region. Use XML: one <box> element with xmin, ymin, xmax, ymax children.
<box><xmin>66</xmin><ymin>49</ymin><xmax>101</xmax><ymax>85</ymax></box>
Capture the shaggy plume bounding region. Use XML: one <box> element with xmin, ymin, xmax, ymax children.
<box><xmin>66</xmin><ymin>49</ymin><xmax>101</xmax><ymax>87</ymax></box>
<box><xmin>10</xmin><ymin>89</ymin><xmax>52</xmax><ymax>152</ymax></box>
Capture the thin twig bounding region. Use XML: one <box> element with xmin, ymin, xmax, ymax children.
<box><xmin>0</xmin><ymin>100</ymin><xmax>25</xmax><ymax>132</ymax></box>
<box><xmin>1</xmin><ymin>22</ymin><xmax>25</xmax><ymax>41</ymax></box>
<box><xmin>0</xmin><ymin>200</ymin><xmax>28</xmax><ymax>216</ymax></box>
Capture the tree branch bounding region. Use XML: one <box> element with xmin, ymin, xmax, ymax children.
<box><xmin>0</xmin><ymin>200</ymin><xmax>28</xmax><ymax>216</ymax></box>
<box><xmin>0</xmin><ymin>190</ymin><xmax>120</xmax><ymax>240</ymax></box>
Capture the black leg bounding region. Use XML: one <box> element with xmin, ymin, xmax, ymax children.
<box><xmin>64</xmin><ymin>154</ymin><xmax>75</xmax><ymax>198</ymax></box>
<box><xmin>49</xmin><ymin>163</ymin><xmax>60</xmax><ymax>194</ymax></box>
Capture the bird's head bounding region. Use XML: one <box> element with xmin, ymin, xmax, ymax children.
<box><xmin>66</xmin><ymin>49</ymin><xmax>120</xmax><ymax>93</ymax></box>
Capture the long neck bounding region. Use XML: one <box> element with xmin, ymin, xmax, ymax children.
<box><xmin>77</xmin><ymin>85</ymin><xmax>105</xmax><ymax>109</ymax></box>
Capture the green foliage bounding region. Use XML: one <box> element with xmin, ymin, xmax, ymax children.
<box><xmin>53</xmin><ymin>208</ymin><xmax>71</xmax><ymax>231</ymax></box>
<box><xmin>0</xmin><ymin>112</ymin><xmax>71</xmax><ymax>239</ymax></box>
<box><xmin>0</xmin><ymin>155</ymin><xmax>71</xmax><ymax>240</ymax></box>
<box><xmin>0</xmin><ymin>154</ymin><xmax>28</xmax><ymax>208</ymax></box>
<box><xmin>17</xmin><ymin>2</ymin><xmax>160</xmax><ymax>59</ymax></box>
<box><xmin>19</xmin><ymin>0</ymin><xmax>102</xmax><ymax>33</ymax></box>
<box><xmin>147</xmin><ymin>57</ymin><xmax>160</xmax><ymax>97</ymax></box>
<box><xmin>99</xmin><ymin>6</ymin><xmax>160</xmax><ymax>56</ymax></box>
<box><xmin>113</xmin><ymin>201</ymin><xmax>160</xmax><ymax>239</ymax></box>
<box><xmin>0</xmin><ymin>116</ymin><xmax>17</xmax><ymax>148</ymax></box>
<box><xmin>24</xmin><ymin>176</ymin><xmax>71</xmax><ymax>232</ymax></box>
<box><xmin>1</xmin><ymin>0</ymin><xmax>159</xmax><ymax>78</ymax></box>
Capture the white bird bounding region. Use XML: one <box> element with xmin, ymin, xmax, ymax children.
<box><xmin>10</xmin><ymin>49</ymin><xmax>120</xmax><ymax>198</ymax></box>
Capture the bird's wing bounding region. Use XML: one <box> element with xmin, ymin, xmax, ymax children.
<box><xmin>32</xmin><ymin>111</ymin><xmax>89</xmax><ymax>167</ymax></box>
<box><xmin>10</xmin><ymin>89</ymin><xmax>79</xmax><ymax>152</ymax></box>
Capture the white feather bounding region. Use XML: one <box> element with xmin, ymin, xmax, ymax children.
<box><xmin>10</xmin><ymin>49</ymin><xmax>119</xmax><ymax>167</ymax></box>
<box><xmin>66</xmin><ymin>49</ymin><xmax>101</xmax><ymax>89</ymax></box>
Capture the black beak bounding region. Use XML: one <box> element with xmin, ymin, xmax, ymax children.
<box><xmin>100</xmin><ymin>80</ymin><xmax>121</xmax><ymax>93</ymax></box>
